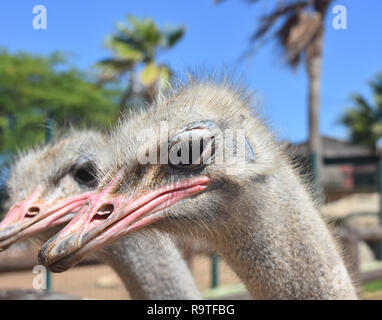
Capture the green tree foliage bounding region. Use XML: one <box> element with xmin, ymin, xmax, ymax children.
<box><xmin>97</xmin><ymin>15</ymin><xmax>185</xmax><ymax>110</ymax></box>
<box><xmin>341</xmin><ymin>73</ymin><xmax>382</xmax><ymax>154</ymax></box>
<box><xmin>0</xmin><ymin>49</ymin><xmax>120</xmax><ymax>153</ymax></box>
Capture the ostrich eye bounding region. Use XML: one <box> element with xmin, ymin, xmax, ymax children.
<box><xmin>169</xmin><ymin>139</ymin><xmax>208</xmax><ymax>171</ymax></box>
<box><xmin>73</xmin><ymin>163</ymin><xmax>97</xmax><ymax>187</ymax></box>
<box><xmin>168</xmin><ymin>122</ymin><xmax>217</xmax><ymax>171</ymax></box>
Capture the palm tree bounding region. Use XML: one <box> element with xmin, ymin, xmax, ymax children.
<box><xmin>217</xmin><ymin>0</ymin><xmax>334</xmax><ymax>181</ymax></box>
<box><xmin>97</xmin><ymin>15</ymin><xmax>185</xmax><ymax>112</ymax></box>
<box><xmin>341</xmin><ymin>74</ymin><xmax>382</xmax><ymax>155</ymax></box>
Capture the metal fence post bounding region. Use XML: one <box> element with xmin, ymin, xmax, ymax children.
<box><xmin>211</xmin><ymin>254</ymin><xmax>219</xmax><ymax>289</ymax></box>
<box><xmin>310</xmin><ymin>152</ymin><xmax>318</xmax><ymax>184</ymax></box>
<box><xmin>45</xmin><ymin>118</ymin><xmax>55</xmax><ymax>142</ymax></box>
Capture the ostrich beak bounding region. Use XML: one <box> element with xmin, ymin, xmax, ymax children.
<box><xmin>38</xmin><ymin>169</ymin><xmax>210</xmax><ymax>273</ymax></box>
<box><xmin>0</xmin><ymin>187</ymin><xmax>91</xmax><ymax>251</ymax></box>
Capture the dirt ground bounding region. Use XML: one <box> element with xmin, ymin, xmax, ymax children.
<box><xmin>1</xmin><ymin>253</ymin><xmax>381</xmax><ymax>299</ymax></box>
<box><xmin>0</xmin><ymin>254</ymin><xmax>242</xmax><ymax>299</ymax></box>
<box><xmin>364</xmin><ymin>292</ymin><xmax>382</xmax><ymax>300</ymax></box>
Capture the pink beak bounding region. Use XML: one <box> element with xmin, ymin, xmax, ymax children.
<box><xmin>38</xmin><ymin>169</ymin><xmax>210</xmax><ymax>272</ymax></box>
<box><xmin>0</xmin><ymin>186</ymin><xmax>91</xmax><ymax>251</ymax></box>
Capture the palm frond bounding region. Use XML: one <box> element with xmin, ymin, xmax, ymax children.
<box><xmin>340</xmin><ymin>91</ymin><xmax>379</xmax><ymax>150</ymax></box>
<box><xmin>312</xmin><ymin>0</ymin><xmax>334</xmax><ymax>15</ymax></box>
<box><xmin>369</xmin><ymin>74</ymin><xmax>382</xmax><ymax>101</ymax></box>
<box><xmin>278</xmin><ymin>12</ymin><xmax>322</xmax><ymax>67</ymax></box>
<box><xmin>161</xmin><ymin>27</ymin><xmax>186</xmax><ymax>48</ymax></box>
<box><xmin>251</xmin><ymin>1</ymin><xmax>309</xmax><ymax>41</ymax></box>
<box><xmin>351</xmin><ymin>94</ymin><xmax>374</xmax><ymax>114</ymax></box>
<box><xmin>97</xmin><ymin>58</ymin><xmax>135</xmax><ymax>70</ymax></box>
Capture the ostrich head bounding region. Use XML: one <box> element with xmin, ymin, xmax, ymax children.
<box><xmin>39</xmin><ymin>80</ymin><xmax>281</xmax><ymax>272</ymax></box>
<box><xmin>0</xmin><ymin>129</ymin><xmax>102</xmax><ymax>250</ymax></box>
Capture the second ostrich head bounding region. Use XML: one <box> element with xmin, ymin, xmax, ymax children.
<box><xmin>0</xmin><ymin>129</ymin><xmax>101</xmax><ymax>250</ymax></box>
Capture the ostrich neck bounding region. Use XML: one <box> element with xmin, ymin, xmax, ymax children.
<box><xmin>214</xmin><ymin>168</ymin><xmax>358</xmax><ymax>299</ymax></box>
<box><xmin>34</xmin><ymin>229</ymin><xmax>200</xmax><ymax>299</ymax></box>
<box><xmin>99</xmin><ymin>230</ymin><xmax>201</xmax><ymax>300</ymax></box>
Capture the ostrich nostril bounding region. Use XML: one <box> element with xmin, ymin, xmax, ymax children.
<box><xmin>25</xmin><ymin>206</ymin><xmax>40</xmax><ymax>218</ymax></box>
<box><xmin>93</xmin><ymin>204</ymin><xmax>114</xmax><ymax>221</ymax></box>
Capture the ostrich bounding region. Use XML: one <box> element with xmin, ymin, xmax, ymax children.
<box><xmin>39</xmin><ymin>80</ymin><xmax>358</xmax><ymax>299</ymax></box>
<box><xmin>0</xmin><ymin>129</ymin><xmax>200</xmax><ymax>299</ymax></box>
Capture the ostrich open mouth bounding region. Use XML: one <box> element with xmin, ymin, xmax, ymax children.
<box><xmin>38</xmin><ymin>175</ymin><xmax>210</xmax><ymax>273</ymax></box>
<box><xmin>0</xmin><ymin>192</ymin><xmax>91</xmax><ymax>251</ymax></box>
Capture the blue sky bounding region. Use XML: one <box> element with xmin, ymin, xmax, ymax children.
<box><xmin>1</xmin><ymin>0</ymin><xmax>381</xmax><ymax>143</ymax></box>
